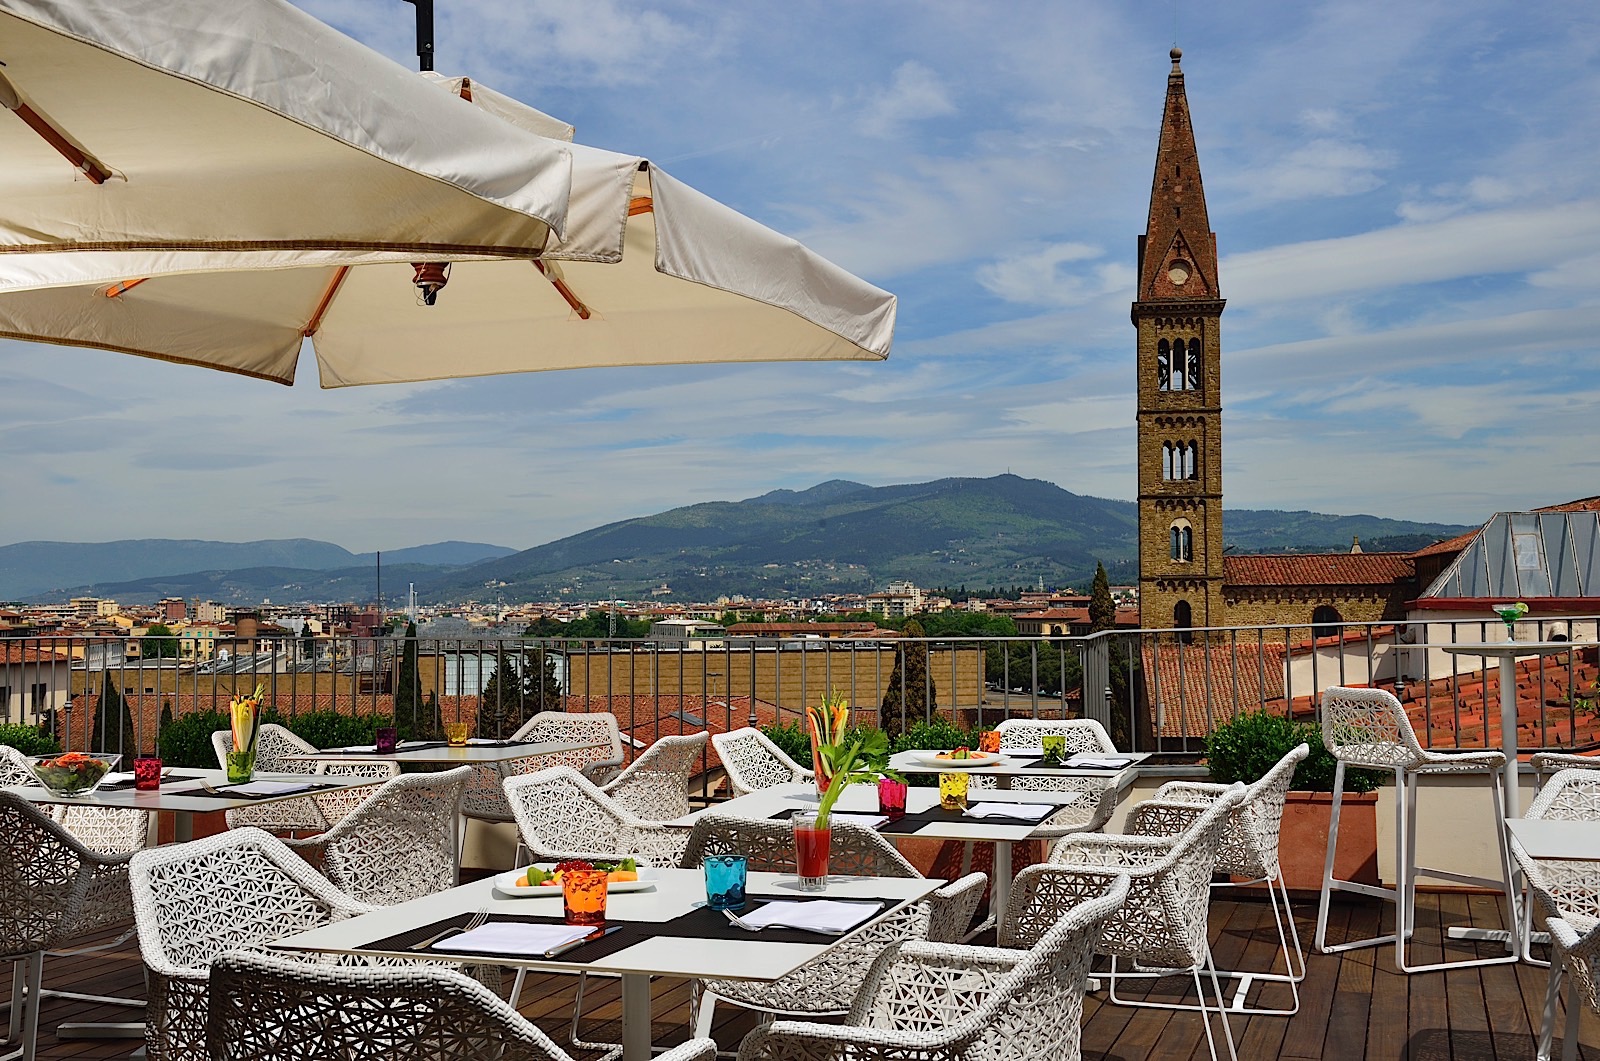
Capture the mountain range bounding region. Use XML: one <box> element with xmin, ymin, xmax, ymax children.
<box><xmin>0</xmin><ymin>475</ymin><xmax>1475</xmax><ymax>605</ymax></box>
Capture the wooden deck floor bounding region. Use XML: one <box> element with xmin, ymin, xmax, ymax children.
<box><xmin>18</xmin><ymin>892</ymin><xmax>1600</xmax><ymax>1061</ymax></box>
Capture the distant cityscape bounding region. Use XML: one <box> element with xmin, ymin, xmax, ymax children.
<box><xmin>0</xmin><ymin>577</ymin><xmax>1144</xmax><ymax>665</ymax></box>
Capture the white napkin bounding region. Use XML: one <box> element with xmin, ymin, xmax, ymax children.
<box><xmin>1064</xmin><ymin>755</ymin><xmax>1134</xmax><ymax>769</ymax></box>
<box><xmin>965</xmin><ymin>802</ymin><xmax>1056</xmax><ymax>822</ymax></box>
<box><xmin>432</xmin><ymin>922</ymin><xmax>593</xmax><ymax>955</ymax></box>
<box><xmin>101</xmin><ymin>772</ymin><xmax>136</xmax><ymax>786</ymax></box>
<box><xmin>220</xmin><ymin>780</ymin><xmax>315</xmax><ymax>797</ymax></box>
<box><xmin>328</xmin><ymin>744</ymin><xmax>378</xmax><ymax>753</ymax></box>
<box><xmin>737</xmin><ymin>900</ymin><xmax>879</xmax><ymax>935</ymax></box>
<box><xmin>830</xmin><ymin>813</ymin><xmax>889</xmax><ymax>830</ymax></box>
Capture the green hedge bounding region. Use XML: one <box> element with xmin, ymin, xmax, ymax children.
<box><xmin>0</xmin><ymin>724</ymin><xmax>61</xmax><ymax>757</ymax></box>
<box><xmin>1203</xmin><ymin>708</ymin><xmax>1385</xmax><ymax>793</ymax></box>
<box><xmin>156</xmin><ymin>709</ymin><xmax>397</xmax><ymax>768</ymax></box>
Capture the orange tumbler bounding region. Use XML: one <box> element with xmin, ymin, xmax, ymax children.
<box><xmin>562</xmin><ymin>869</ymin><xmax>608</xmax><ymax>927</ymax></box>
<box><xmin>978</xmin><ymin>730</ymin><xmax>1002</xmax><ymax>754</ymax></box>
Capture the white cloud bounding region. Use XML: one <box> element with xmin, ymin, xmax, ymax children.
<box><xmin>855</xmin><ymin>62</ymin><xmax>957</xmax><ymax>138</ymax></box>
<box><xmin>1240</xmin><ymin>138</ymin><xmax>1392</xmax><ymax>203</ymax></box>
<box><xmin>1226</xmin><ymin>201</ymin><xmax>1600</xmax><ymax>306</ymax></box>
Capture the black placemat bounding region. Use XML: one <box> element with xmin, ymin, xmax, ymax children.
<box><xmin>767</xmin><ymin>805</ymin><xmax>1069</xmax><ymax>833</ymax></box>
<box><xmin>157</xmin><ymin>779</ymin><xmax>348</xmax><ymax>801</ymax></box>
<box><xmin>1006</xmin><ymin>756</ymin><xmax>1137</xmax><ymax>771</ymax></box>
<box><xmin>362</xmin><ymin>895</ymin><xmax>892</xmax><ymax>962</ymax></box>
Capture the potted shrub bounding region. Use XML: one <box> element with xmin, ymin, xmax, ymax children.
<box><xmin>1204</xmin><ymin>709</ymin><xmax>1386</xmax><ymax>894</ymax></box>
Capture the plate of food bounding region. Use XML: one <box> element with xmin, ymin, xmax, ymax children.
<box><xmin>911</xmin><ymin>747</ymin><xmax>1005</xmax><ymax>768</ymax></box>
<box><xmin>493</xmin><ymin>858</ymin><xmax>656</xmax><ymax>897</ymax></box>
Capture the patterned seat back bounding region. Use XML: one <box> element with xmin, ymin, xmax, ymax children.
<box><xmin>317</xmin><ymin>767</ymin><xmax>470</xmax><ymax>905</ymax></box>
<box><xmin>503</xmin><ymin>767</ymin><xmax>626</xmax><ymax>861</ymax></box>
<box><xmin>1320</xmin><ymin>686</ymin><xmax>1423</xmax><ymax>769</ymax></box>
<box><xmin>604</xmin><ymin>732</ymin><xmax>708</xmax><ymax>820</ymax></box>
<box><xmin>711</xmin><ymin>728</ymin><xmax>809</xmax><ymax>797</ymax></box>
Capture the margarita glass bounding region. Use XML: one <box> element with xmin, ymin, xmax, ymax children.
<box><xmin>1493</xmin><ymin>602</ymin><xmax>1529</xmax><ymax>641</ymax></box>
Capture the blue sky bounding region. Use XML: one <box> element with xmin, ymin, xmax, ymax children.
<box><xmin>4</xmin><ymin>0</ymin><xmax>1599</xmax><ymax>552</ymax></box>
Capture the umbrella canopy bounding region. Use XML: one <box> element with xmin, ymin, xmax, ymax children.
<box><xmin>0</xmin><ymin>77</ymin><xmax>895</xmax><ymax>386</ymax></box>
<box><xmin>0</xmin><ymin>0</ymin><xmax>570</xmax><ymax>256</ymax></box>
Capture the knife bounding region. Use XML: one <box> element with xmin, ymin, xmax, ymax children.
<box><xmin>544</xmin><ymin>925</ymin><xmax>619</xmax><ymax>958</ymax></box>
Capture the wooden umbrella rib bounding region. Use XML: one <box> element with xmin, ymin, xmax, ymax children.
<box><xmin>303</xmin><ymin>266</ymin><xmax>351</xmax><ymax>337</ymax></box>
<box><xmin>104</xmin><ymin>277</ymin><xmax>150</xmax><ymax>299</ymax></box>
<box><xmin>8</xmin><ymin>104</ymin><xmax>112</xmax><ymax>184</ymax></box>
<box><xmin>628</xmin><ymin>197</ymin><xmax>653</xmax><ymax>216</ymax></box>
<box><xmin>533</xmin><ymin>260</ymin><xmax>591</xmax><ymax>320</ymax></box>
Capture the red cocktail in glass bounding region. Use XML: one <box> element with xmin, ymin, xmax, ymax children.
<box><xmin>791</xmin><ymin>811</ymin><xmax>831</xmax><ymax>891</ymax></box>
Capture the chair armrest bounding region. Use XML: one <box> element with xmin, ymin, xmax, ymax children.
<box><xmin>924</xmin><ymin>872</ymin><xmax>988</xmax><ymax>944</ymax></box>
<box><xmin>739</xmin><ymin>1017</ymin><xmax>980</xmax><ymax>1061</ymax></box>
<box><xmin>657</xmin><ymin>1038</ymin><xmax>717</xmax><ymax>1061</ymax></box>
<box><xmin>1151</xmin><ymin>780</ymin><xmax>1229</xmax><ymax>803</ymax></box>
<box><xmin>581</xmin><ymin>757</ymin><xmax>625</xmax><ymax>787</ymax></box>
<box><xmin>1000</xmin><ymin>863</ymin><xmax>1130</xmax><ymax>948</ymax></box>
<box><xmin>1049</xmin><ymin>831</ymin><xmax>1175</xmax><ymax>868</ymax></box>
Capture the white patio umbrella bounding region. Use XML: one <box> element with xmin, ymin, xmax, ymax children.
<box><xmin>0</xmin><ymin>0</ymin><xmax>570</xmax><ymax>257</ymax></box>
<box><xmin>0</xmin><ymin>76</ymin><xmax>895</xmax><ymax>386</ymax></box>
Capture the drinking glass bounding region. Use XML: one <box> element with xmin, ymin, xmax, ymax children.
<box><xmin>703</xmin><ymin>855</ymin><xmax>748</xmax><ymax>911</ymax></box>
<box><xmin>1040</xmin><ymin>734</ymin><xmax>1068</xmax><ymax>765</ymax></box>
<box><xmin>562</xmin><ymin>869</ymin><xmax>609</xmax><ymax>927</ymax></box>
<box><xmin>133</xmin><ymin>755</ymin><xmax>163</xmax><ymax>791</ymax></box>
<box><xmin>876</xmin><ymin>777</ymin><xmax>907</xmax><ymax>820</ymax></box>
<box><xmin>443</xmin><ymin>722</ymin><xmax>470</xmax><ymax>747</ymax></box>
<box><xmin>791</xmin><ymin>810</ymin><xmax>830</xmax><ymax>892</ymax></box>
<box><xmin>374</xmin><ymin>726</ymin><xmax>399</xmax><ymax>754</ymax></box>
<box><xmin>978</xmin><ymin>730</ymin><xmax>1002</xmax><ymax>754</ymax></box>
<box><xmin>938</xmin><ymin>771</ymin><xmax>969</xmax><ymax>811</ymax></box>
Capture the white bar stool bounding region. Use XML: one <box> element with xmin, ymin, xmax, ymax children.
<box><xmin>1313</xmin><ymin>686</ymin><xmax>1520</xmax><ymax>973</ymax></box>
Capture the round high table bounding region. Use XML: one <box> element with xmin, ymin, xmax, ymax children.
<box><xmin>1440</xmin><ymin>640</ymin><xmax>1598</xmax><ymax>819</ymax></box>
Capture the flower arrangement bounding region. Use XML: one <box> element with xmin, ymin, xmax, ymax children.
<box><xmin>226</xmin><ymin>683</ymin><xmax>265</xmax><ymax>782</ymax></box>
<box><xmin>806</xmin><ymin>689</ymin><xmax>901</xmax><ymax>828</ymax></box>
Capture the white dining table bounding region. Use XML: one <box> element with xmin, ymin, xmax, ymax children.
<box><xmin>270</xmin><ymin>867</ymin><xmax>938</xmax><ymax>1061</ymax></box>
<box><xmin>1505</xmin><ymin>817</ymin><xmax>1600</xmax><ymax>862</ymax></box>
<box><xmin>11</xmin><ymin>768</ymin><xmax>381</xmax><ymax>841</ymax></box>
<box><xmin>284</xmin><ymin>736</ymin><xmax>608</xmax><ymax>766</ymax></box>
<box><xmin>712</xmin><ymin>781</ymin><xmax>1082</xmax><ymax>933</ymax></box>
<box><xmin>887</xmin><ymin>748</ymin><xmax>1148</xmax><ymax>789</ymax></box>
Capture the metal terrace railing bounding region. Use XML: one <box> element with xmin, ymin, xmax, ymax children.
<box><xmin>3</xmin><ymin>617</ymin><xmax>1597</xmax><ymax>772</ymax></box>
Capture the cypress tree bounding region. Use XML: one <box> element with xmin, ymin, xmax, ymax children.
<box><xmin>1089</xmin><ymin>562</ymin><xmax>1116</xmax><ymax>633</ymax></box>
<box><xmin>91</xmin><ymin>669</ymin><xmax>139</xmax><ymax>762</ymax></box>
<box><xmin>880</xmin><ymin>618</ymin><xmax>935</xmax><ymax>741</ymax></box>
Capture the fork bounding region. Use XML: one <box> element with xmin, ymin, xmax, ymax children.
<box><xmin>723</xmin><ymin>909</ymin><xmax>762</xmax><ymax>932</ymax></box>
<box><xmin>412</xmin><ymin>905</ymin><xmax>490</xmax><ymax>950</ymax></box>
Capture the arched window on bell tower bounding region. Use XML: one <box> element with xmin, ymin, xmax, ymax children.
<box><xmin>1157</xmin><ymin>340</ymin><xmax>1172</xmax><ymax>391</ymax></box>
<box><xmin>1169</xmin><ymin>519</ymin><xmax>1193</xmax><ymax>562</ymax></box>
<box><xmin>1173</xmin><ymin>599</ymin><xmax>1194</xmax><ymax>643</ymax></box>
<box><xmin>1185</xmin><ymin>338</ymin><xmax>1201</xmax><ymax>391</ymax></box>
<box><xmin>1187</xmin><ymin>438</ymin><xmax>1199</xmax><ymax>480</ymax></box>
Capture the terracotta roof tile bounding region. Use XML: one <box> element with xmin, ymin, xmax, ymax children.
<box><xmin>1223</xmin><ymin>552</ymin><xmax>1414</xmax><ymax>586</ymax></box>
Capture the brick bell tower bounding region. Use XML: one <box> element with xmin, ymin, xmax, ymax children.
<box><xmin>1135</xmin><ymin>48</ymin><xmax>1225</xmax><ymax>632</ymax></box>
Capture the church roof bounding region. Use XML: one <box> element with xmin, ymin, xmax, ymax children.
<box><xmin>1137</xmin><ymin>48</ymin><xmax>1220</xmax><ymax>302</ymax></box>
<box><xmin>1223</xmin><ymin>552</ymin><xmax>1414</xmax><ymax>587</ymax></box>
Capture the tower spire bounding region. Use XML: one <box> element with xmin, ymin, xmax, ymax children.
<box><xmin>1132</xmin><ymin>48</ymin><xmax>1226</xmax><ymax>633</ymax></box>
<box><xmin>1137</xmin><ymin>47</ymin><xmax>1218</xmax><ymax>302</ymax></box>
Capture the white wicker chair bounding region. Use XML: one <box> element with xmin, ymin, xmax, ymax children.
<box><xmin>602</xmin><ymin>731</ymin><xmax>708</xmax><ymax>820</ymax></box>
<box><xmin>1005</xmin><ymin>784</ymin><xmax>1248</xmax><ymax>1061</ymax></box>
<box><xmin>284</xmin><ymin>766</ymin><xmax>470</xmax><ymax>906</ymax></box>
<box><xmin>1510</xmin><ymin>826</ymin><xmax>1600</xmax><ymax>1061</ymax></box>
<box><xmin>0</xmin><ymin>745</ymin><xmax>151</xmax><ymax>854</ymax></box>
<box><xmin>209</xmin><ymin>725</ymin><xmax>397</xmax><ymax>832</ymax></box>
<box><xmin>1140</xmin><ymin>743</ymin><xmax>1310</xmax><ymax>1014</ymax></box>
<box><xmin>1532</xmin><ymin>752</ymin><xmax>1600</xmax><ymax>789</ymax></box>
<box><xmin>1313</xmin><ymin>686</ymin><xmax>1518</xmax><ymax>973</ymax></box>
<box><xmin>130</xmin><ymin>827</ymin><xmax>378</xmax><ymax>1061</ymax></box>
<box><xmin>736</xmin><ymin>873</ymin><xmax>1130</xmax><ymax>1061</ymax></box>
<box><xmin>710</xmin><ymin>728</ymin><xmax>812</xmax><ymax>797</ymax></box>
<box><xmin>462</xmin><ymin>711</ymin><xmax>627</xmax><ymax>824</ymax></box>
<box><xmin>0</xmin><ymin>792</ymin><xmax>138</xmax><ymax>1061</ymax></box>
<box><xmin>680</xmin><ymin>814</ymin><xmax>988</xmax><ymax>1044</ymax></box>
<box><xmin>1513</xmin><ymin>769</ymin><xmax>1600</xmax><ymax>967</ymax></box>
<box><xmin>206</xmin><ymin>948</ymin><xmax>717</xmax><ymax>1061</ymax></box>
<box><xmin>503</xmin><ymin>766</ymin><xmax>692</xmax><ymax>867</ymax></box>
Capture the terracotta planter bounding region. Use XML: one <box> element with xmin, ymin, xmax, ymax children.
<box><xmin>1272</xmin><ymin>791</ymin><xmax>1379</xmax><ymax>896</ymax></box>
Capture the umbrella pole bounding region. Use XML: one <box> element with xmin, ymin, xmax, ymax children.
<box><xmin>0</xmin><ymin>71</ymin><xmax>111</xmax><ymax>184</ymax></box>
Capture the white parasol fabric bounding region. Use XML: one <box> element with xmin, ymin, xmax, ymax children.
<box><xmin>0</xmin><ymin>0</ymin><xmax>570</xmax><ymax>256</ymax></box>
<box><xmin>0</xmin><ymin>76</ymin><xmax>895</xmax><ymax>386</ymax></box>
